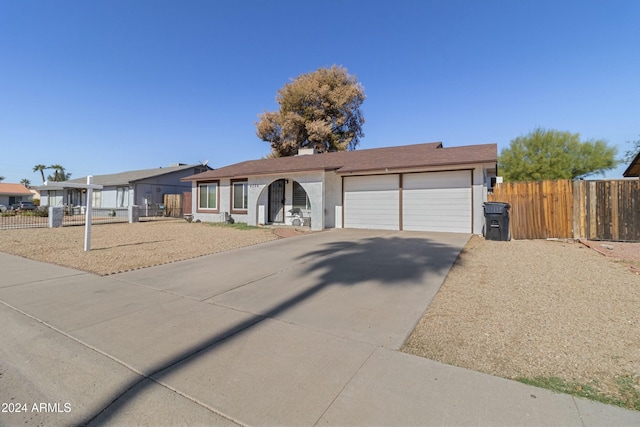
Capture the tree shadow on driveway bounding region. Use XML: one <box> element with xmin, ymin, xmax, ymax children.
<box><xmin>82</xmin><ymin>232</ymin><xmax>468</xmax><ymax>426</ymax></box>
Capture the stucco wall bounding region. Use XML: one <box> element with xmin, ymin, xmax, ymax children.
<box><xmin>189</xmin><ymin>162</ymin><xmax>495</xmax><ymax>234</ymax></box>
<box><xmin>250</xmin><ymin>171</ymin><xmax>325</xmax><ymax>230</ymax></box>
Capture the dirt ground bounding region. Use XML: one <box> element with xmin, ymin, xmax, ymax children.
<box><xmin>0</xmin><ymin>220</ymin><xmax>286</xmax><ymax>275</ymax></box>
<box><xmin>403</xmin><ymin>236</ymin><xmax>640</xmax><ymax>407</ymax></box>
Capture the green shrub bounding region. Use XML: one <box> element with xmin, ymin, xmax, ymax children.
<box><xmin>22</xmin><ymin>209</ymin><xmax>48</xmax><ymax>217</ymax></box>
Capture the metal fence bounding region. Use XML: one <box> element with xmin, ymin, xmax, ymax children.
<box><xmin>1</xmin><ymin>204</ymin><xmax>187</xmax><ymax>230</ymax></box>
<box><xmin>139</xmin><ymin>202</ymin><xmax>184</xmax><ymax>221</ymax></box>
<box><xmin>62</xmin><ymin>208</ymin><xmax>129</xmax><ymax>227</ymax></box>
<box><xmin>0</xmin><ymin>207</ymin><xmax>130</xmax><ymax>230</ymax></box>
<box><xmin>0</xmin><ymin>210</ymin><xmax>49</xmax><ymax>229</ymax></box>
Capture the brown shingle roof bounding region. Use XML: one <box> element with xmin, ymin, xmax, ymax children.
<box><xmin>183</xmin><ymin>142</ymin><xmax>498</xmax><ymax>181</ymax></box>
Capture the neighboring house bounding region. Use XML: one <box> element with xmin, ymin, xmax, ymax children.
<box><xmin>38</xmin><ymin>164</ymin><xmax>210</xmax><ymax>210</ymax></box>
<box><xmin>623</xmin><ymin>151</ymin><xmax>640</xmax><ymax>178</ymax></box>
<box><xmin>29</xmin><ymin>188</ymin><xmax>41</xmax><ymax>203</ymax></box>
<box><xmin>182</xmin><ymin>142</ymin><xmax>498</xmax><ymax>234</ymax></box>
<box><xmin>0</xmin><ymin>183</ymin><xmax>33</xmax><ymax>207</ymax></box>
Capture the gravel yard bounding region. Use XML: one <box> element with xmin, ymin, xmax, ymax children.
<box><xmin>0</xmin><ymin>220</ymin><xmax>282</xmax><ymax>275</ymax></box>
<box><xmin>403</xmin><ymin>236</ymin><xmax>640</xmax><ymax>409</ymax></box>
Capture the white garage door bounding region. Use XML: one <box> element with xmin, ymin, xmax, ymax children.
<box><xmin>344</xmin><ymin>175</ymin><xmax>399</xmax><ymax>230</ymax></box>
<box><xmin>402</xmin><ymin>171</ymin><xmax>472</xmax><ymax>233</ymax></box>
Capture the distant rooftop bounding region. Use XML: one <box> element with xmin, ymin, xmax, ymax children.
<box><xmin>0</xmin><ymin>183</ymin><xmax>32</xmax><ymax>196</ymax></box>
<box><xmin>36</xmin><ymin>164</ymin><xmax>209</xmax><ymax>189</ymax></box>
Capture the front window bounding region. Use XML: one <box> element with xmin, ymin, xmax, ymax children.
<box><xmin>232</xmin><ymin>181</ymin><xmax>248</xmax><ymax>211</ymax></box>
<box><xmin>293</xmin><ymin>182</ymin><xmax>311</xmax><ymax>210</ymax></box>
<box><xmin>92</xmin><ymin>190</ymin><xmax>102</xmax><ymax>208</ymax></box>
<box><xmin>116</xmin><ymin>187</ymin><xmax>129</xmax><ymax>207</ymax></box>
<box><xmin>199</xmin><ymin>182</ymin><xmax>218</xmax><ymax>210</ymax></box>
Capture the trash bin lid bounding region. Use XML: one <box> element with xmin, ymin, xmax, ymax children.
<box><xmin>483</xmin><ymin>202</ymin><xmax>510</xmax><ymax>214</ymax></box>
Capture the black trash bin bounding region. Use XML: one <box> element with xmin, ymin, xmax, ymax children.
<box><xmin>483</xmin><ymin>202</ymin><xmax>510</xmax><ymax>241</ymax></box>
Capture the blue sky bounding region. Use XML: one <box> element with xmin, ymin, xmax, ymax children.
<box><xmin>1</xmin><ymin>0</ymin><xmax>638</xmax><ymax>184</ymax></box>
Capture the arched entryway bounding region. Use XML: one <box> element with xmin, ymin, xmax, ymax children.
<box><xmin>261</xmin><ymin>178</ymin><xmax>313</xmax><ymax>226</ymax></box>
<box><xmin>254</xmin><ymin>176</ymin><xmax>321</xmax><ymax>229</ymax></box>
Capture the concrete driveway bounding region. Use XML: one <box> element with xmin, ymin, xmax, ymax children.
<box><xmin>2</xmin><ymin>229</ymin><xmax>639</xmax><ymax>426</ymax></box>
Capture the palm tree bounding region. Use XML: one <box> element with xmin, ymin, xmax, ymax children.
<box><xmin>0</xmin><ymin>175</ymin><xmax>4</xmax><ymax>182</ymax></box>
<box><xmin>47</xmin><ymin>164</ymin><xmax>71</xmax><ymax>182</ymax></box>
<box><xmin>49</xmin><ymin>164</ymin><xmax>62</xmax><ymax>181</ymax></box>
<box><xmin>20</xmin><ymin>178</ymin><xmax>31</xmax><ymax>188</ymax></box>
<box><xmin>33</xmin><ymin>164</ymin><xmax>47</xmax><ymax>183</ymax></box>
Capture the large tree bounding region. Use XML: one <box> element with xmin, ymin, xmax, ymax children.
<box><xmin>623</xmin><ymin>135</ymin><xmax>640</xmax><ymax>162</ymax></box>
<box><xmin>46</xmin><ymin>164</ymin><xmax>71</xmax><ymax>182</ymax></box>
<box><xmin>256</xmin><ymin>65</ymin><xmax>366</xmax><ymax>157</ymax></box>
<box><xmin>33</xmin><ymin>164</ymin><xmax>47</xmax><ymax>183</ymax></box>
<box><xmin>499</xmin><ymin>128</ymin><xmax>618</xmax><ymax>181</ymax></box>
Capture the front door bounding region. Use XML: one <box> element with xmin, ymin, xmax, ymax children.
<box><xmin>268</xmin><ymin>179</ymin><xmax>285</xmax><ymax>223</ymax></box>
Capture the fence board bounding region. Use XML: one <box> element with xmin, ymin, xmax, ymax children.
<box><xmin>572</xmin><ymin>180</ymin><xmax>587</xmax><ymax>239</ymax></box>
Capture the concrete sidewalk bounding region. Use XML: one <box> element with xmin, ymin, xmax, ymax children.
<box><xmin>1</xmin><ymin>230</ymin><xmax>639</xmax><ymax>427</ymax></box>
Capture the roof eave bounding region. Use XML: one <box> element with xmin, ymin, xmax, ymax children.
<box><xmin>622</xmin><ymin>152</ymin><xmax>640</xmax><ymax>177</ymax></box>
<box><xmin>182</xmin><ymin>166</ymin><xmax>337</xmax><ymax>181</ymax></box>
<box><xmin>337</xmin><ymin>158</ymin><xmax>498</xmax><ymax>175</ymax></box>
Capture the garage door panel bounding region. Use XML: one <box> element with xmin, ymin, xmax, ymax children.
<box><xmin>402</xmin><ymin>171</ymin><xmax>471</xmax><ymax>233</ymax></box>
<box><xmin>344</xmin><ymin>175</ymin><xmax>399</xmax><ymax>230</ymax></box>
<box><xmin>404</xmin><ymin>171</ymin><xmax>469</xmax><ymax>190</ymax></box>
<box><xmin>344</xmin><ymin>175</ymin><xmax>398</xmax><ymax>192</ymax></box>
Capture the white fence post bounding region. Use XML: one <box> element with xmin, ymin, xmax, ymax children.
<box><xmin>48</xmin><ymin>207</ymin><xmax>63</xmax><ymax>228</ymax></box>
<box><xmin>84</xmin><ymin>176</ymin><xmax>93</xmax><ymax>251</ymax></box>
<box><xmin>129</xmin><ymin>205</ymin><xmax>140</xmax><ymax>223</ymax></box>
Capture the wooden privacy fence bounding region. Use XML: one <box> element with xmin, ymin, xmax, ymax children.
<box><xmin>163</xmin><ymin>193</ymin><xmax>183</xmax><ymax>217</ymax></box>
<box><xmin>488</xmin><ymin>179</ymin><xmax>640</xmax><ymax>241</ymax></box>
<box><xmin>488</xmin><ymin>180</ymin><xmax>573</xmax><ymax>239</ymax></box>
<box><xmin>577</xmin><ymin>179</ymin><xmax>640</xmax><ymax>241</ymax></box>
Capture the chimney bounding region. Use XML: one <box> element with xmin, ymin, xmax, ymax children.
<box><xmin>296</xmin><ymin>148</ymin><xmax>317</xmax><ymax>156</ymax></box>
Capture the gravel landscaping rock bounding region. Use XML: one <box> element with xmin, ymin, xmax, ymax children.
<box><xmin>403</xmin><ymin>235</ymin><xmax>640</xmax><ymax>408</ymax></box>
<box><xmin>0</xmin><ymin>220</ymin><xmax>282</xmax><ymax>275</ymax></box>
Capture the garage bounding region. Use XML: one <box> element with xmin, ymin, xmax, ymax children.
<box><xmin>343</xmin><ymin>175</ymin><xmax>399</xmax><ymax>230</ymax></box>
<box><xmin>343</xmin><ymin>170</ymin><xmax>472</xmax><ymax>233</ymax></box>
